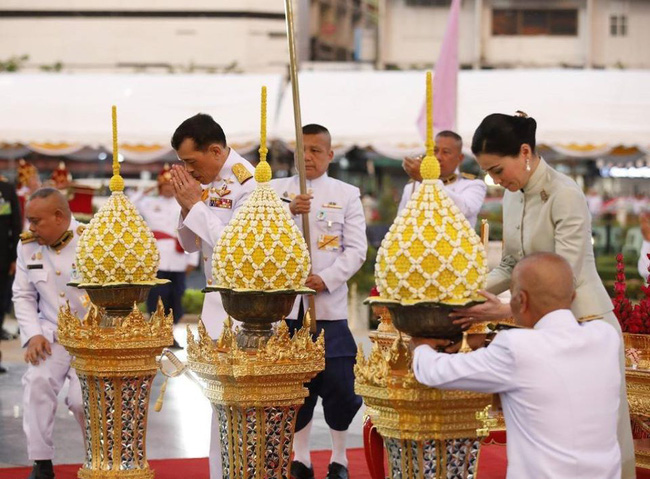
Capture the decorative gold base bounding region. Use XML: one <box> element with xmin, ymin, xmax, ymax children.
<box><xmin>624</xmin><ymin>333</ymin><xmax>650</xmax><ymax>370</ymax></box>
<box><xmin>356</xmin><ymin>314</ymin><xmax>492</xmax><ymax>479</ymax></box>
<box><xmin>58</xmin><ymin>297</ymin><xmax>173</xmax><ymax>478</ymax></box>
<box><xmin>187</xmin><ymin>316</ymin><xmax>324</xmax><ymax>478</ymax></box>
<box><xmin>78</xmin><ymin>468</ymin><xmax>154</xmax><ymax>479</ymax></box>
<box><xmin>635</xmin><ymin>439</ymin><xmax>650</xmax><ymax>470</ymax></box>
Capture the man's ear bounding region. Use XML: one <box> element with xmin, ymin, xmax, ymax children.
<box><xmin>209</xmin><ymin>143</ymin><xmax>222</xmax><ymax>158</ymax></box>
<box><xmin>519</xmin><ymin>290</ymin><xmax>529</xmax><ymax>314</ymax></box>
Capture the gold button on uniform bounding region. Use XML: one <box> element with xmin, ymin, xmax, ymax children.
<box><xmin>207</xmin><ymin>279</ymin><xmax>213</xmax><ymax>285</ymax></box>
<box><xmin>204</xmin><ymin>256</ymin><xmax>208</xmax><ymax>262</ymax></box>
<box><xmin>59</xmin><ymin>292</ymin><xmax>65</xmax><ymax>298</ymax></box>
<box><xmin>56</xmin><ymin>270</ymin><xmax>61</xmax><ymax>276</ymax></box>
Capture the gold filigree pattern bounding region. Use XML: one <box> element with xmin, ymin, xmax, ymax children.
<box><xmin>355</xmin><ymin>329</ymin><xmax>492</xmax><ymax>442</ymax></box>
<box><xmin>58</xmin><ymin>299</ymin><xmax>173</xmax><ymax>350</ymax></box>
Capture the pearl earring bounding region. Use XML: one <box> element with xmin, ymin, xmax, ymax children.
<box><xmin>525</xmin><ymin>158</ymin><xmax>531</xmax><ymax>172</ymax></box>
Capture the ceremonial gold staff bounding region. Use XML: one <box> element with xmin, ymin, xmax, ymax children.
<box><xmin>284</xmin><ymin>0</ymin><xmax>317</xmax><ymax>331</ymax></box>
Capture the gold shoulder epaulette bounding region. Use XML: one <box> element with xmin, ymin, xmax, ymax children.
<box><xmin>461</xmin><ymin>172</ymin><xmax>477</xmax><ymax>180</ymax></box>
<box><xmin>232</xmin><ymin>163</ymin><xmax>253</xmax><ymax>185</ymax></box>
<box><xmin>20</xmin><ymin>231</ymin><xmax>36</xmax><ymax>244</ymax></box>
<box><xmin>76</xmin><ymin>225</ymin><xmax>86</xmax><ymax>236</ymax></box>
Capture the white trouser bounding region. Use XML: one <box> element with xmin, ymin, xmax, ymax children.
<box><xmin>601</xmin><ymin>311</ymin><xmax>636</xmax><ymax>479</ymax></box>
<box><xmin>210</xmin><ymin>406</ymin><xmax>223</xmax><ymax>479</ymax></box>
<box><xmin>22</xmin><ymin>341</ymin><xmax>84</xmax><ymax>460</ymax></box>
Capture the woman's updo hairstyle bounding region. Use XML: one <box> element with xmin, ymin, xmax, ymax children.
<box><xmin>471</xmin><ymin>111</ymin><xmax>537</xmax><ymax>157</ymax></box>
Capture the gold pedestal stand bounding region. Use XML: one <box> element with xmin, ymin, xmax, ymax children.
<box><xmin>623</xmin><ymin>333</ymin><xmax>650</xmax><ymax>469</ymax></box>
<box><xmin>186</xmin><ymin>290</ymin><xmax>324</xmax><ymax>478</ymax></box>
<box><xmin>58</xmin><ymin>287</ymin><xmax>173</xmax><ymax>479</ymax></box>
<box><xmin>356</xmin><ymin>305</ymin><xmax>493</xmax><ymax>479</ymax></box>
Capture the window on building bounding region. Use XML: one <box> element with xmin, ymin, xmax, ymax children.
<box><xmin>610</xmin><ymin>15</ymin><xmax>628</xmax><ymax>36</ymax></box>
<box><xmin>492</xmin><ymin>9</ymin><xmax>578</xmax><ymax>36</ymax></box>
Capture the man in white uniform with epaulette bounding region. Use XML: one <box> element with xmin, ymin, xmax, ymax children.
<box><xmin>131</xmin><ymin>165</ymin><xmax>200</xmax><ymax>349</ymax></box>
<box><xmin>271</xmin><ymin>124</ymin><xmax>367</xmax><ymax>479</ymax></box>
<box><xmin>397</xmin><ymin>131</ymin><xmax>487</xmax><ymax>228</ymax></box>
<box><xmin>168</xmin><ymin>113</ymin><xmax>256</xmax><ymax>479</ymax></box>
<box><xmin>12</xmin><ymin>188</ymin><xmax>88</xmax><ymax>479</ymax></box>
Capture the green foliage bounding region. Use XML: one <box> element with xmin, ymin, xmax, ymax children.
<box><xmin>0</xmin><ymin>55</ymin><xmax>29</xmax><ymax>72</ymax></box>
<box><xmin>349</xmin><ymin>245</ymin><xmax>378</xmax><ymax>297</ymax></box>
<box><xmin>40</xmin><ymin>61</ymin><xmax>63</xmax><ymax>72</ymax></box>
<box><xmin>182</xmin><ymin>289</ymin><xmax>205</xmax><ymax>314</ymax></box>
<box><xmin>377</xmin><ymin>177</ymin><xmax>398</xmax><ymax>224</ymax></box>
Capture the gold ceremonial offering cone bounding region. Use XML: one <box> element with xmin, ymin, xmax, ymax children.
<box><xmin>165</xmin><ymin>87</ymin><xmax>324</xmax><ymax>478</ymax></box>
<box><xmin>356</xmin><ymin>72</ymin><xmax>493</xmax><ymax>479</ymax></box>
<box><xmin>58</xmin><ymin>106</ymin><xmax>172</xmax><ymax>479</ymax></box>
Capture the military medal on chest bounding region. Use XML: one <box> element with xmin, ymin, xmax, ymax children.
<box><xmin>208</xmin><ymin>179</ymin><xmax>233</xmax><ymax>209</ymax></box>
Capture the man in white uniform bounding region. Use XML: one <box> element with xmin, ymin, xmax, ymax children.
<box><xmin>271</xmin><ymin>124</ymin><xmax>367</xmax><ymax>479</ymax></box>
<box><xmin>131</xmin><ymin>165</ymin><xmax>199</xmax><ymax>349</ymax></box>
<box><xmin>397</xmin><ymin>131</ymin><xmax>486</xmax><ymax>228</ymax></box>
<box><xmin>12</xmin><ymin>188</ymin><xmax>88</xmax><ymax>479</ymax></box>
<box><xmin>412</xmin><ymin>252</ymin><xmax>621</xmax><ymax>479</ymax></box>
<box><xmin>169</xmin><ymin>113</ymin><xmax>256</xmax><ymax>479</ymax></box>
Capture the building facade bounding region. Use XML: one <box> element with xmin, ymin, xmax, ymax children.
<box><xmin>0</xmin><ymin>0</ymin><xmax>291</xmax><ymax>73</ymax></box>
<box><xmin>378</xmin><ymin>0</ymin><xmax>650</xmax><ymax>69</ymax></box>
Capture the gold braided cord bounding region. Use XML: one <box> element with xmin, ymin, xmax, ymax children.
<box><xmin>109</xmin><ymin>105</ymin><xmax>124</xmax><ymax>192</ymax></box>
<box><xmin>255</xmin><ymin>86</ymin><xmax>272</xmax><ymax>183</ymax></box>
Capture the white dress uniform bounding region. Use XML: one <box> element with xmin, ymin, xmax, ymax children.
<box><xmin>175</xmin><ymin>149</ymin><xmax>255</xmax><ymax>479</ymax></box>
<box><xmin>397</xmin><ymin>172</ymin><xmax>487</xmax><ymax>228</ymax></box>
<box><xmin>270</xmin><ymin>174</ymin><xmax>367</xmax><ymax>321</ymax></box>
<box><xmin>12</xmin><ymin>218</ymin><xmax>88</xmax><ymax>461</ymax></box>
<box><xmin>486</xmin><ymin>158</ymin><xmax>635</xmax><ymax>478</ymax></box>
<box><xmin>639</xmin><ymin>240</ymin><xmax>650</xmax><ymax>280</ymax></box>
<box><xmin>413</xmin><ymin>309</ymin><xmax>622</xmax><ymax>479</ymax></box>
<box><xmin>132</xmin><ymin>192</ymin><xmax>199</xmax><ymax>273</ymax></box>
<box><xmin>270</xmin><ymin>173</ymin><xmax>367</xmax><ymax>436</ymax></box>
<box><xmin>176</xmin><ymin>149</ymin><xmax>256</xmax><ymax>338</ymax></box>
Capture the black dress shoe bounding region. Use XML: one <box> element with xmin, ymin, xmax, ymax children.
<box><xmin>27</xmin><ymin>460</ymin><xmax>55</xmax><ymax>479</ymax></box>
<box><xmin>0</xmin><ymin>364</ymin><xmax>6</xmax><ymax>374</ymax></box>
<box><xmin>325</xmin><ymin>462</ymin><xmax>349</xmax><ymax>479</ymax></box>
<box><xmin>290</xmin><ymin>460</ymin><xmax>314</xmax><ymax>479</ymax></box>
<box><xmin>169</xmin><ymin>339</ymin><xmax>183</xmax><ymax>350</ymax></box>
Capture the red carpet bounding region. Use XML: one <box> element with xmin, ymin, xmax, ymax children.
<box><xmin>1</xmin><ymin>447</ymin><xmax>647</xmax><ymax>478</ymax></box>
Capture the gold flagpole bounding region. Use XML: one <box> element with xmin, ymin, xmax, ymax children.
<box><xmin>284</xmin><ymin>0</ymin><xmax>317</xmax><ymax>330</ymax></box>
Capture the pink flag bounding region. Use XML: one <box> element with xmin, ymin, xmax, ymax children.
<box><xmin>417</xmin><ymin>0</ymin><xmax>461</xmax><ymax>140</ymax></box>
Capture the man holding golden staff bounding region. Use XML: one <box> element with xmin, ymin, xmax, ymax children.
<box><xmin>271</xmin><ymin>124</ymin><xmax>367</xmax><ymax>479</ymax></box>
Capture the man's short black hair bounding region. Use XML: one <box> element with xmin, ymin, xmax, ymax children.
<box><xmin>171</xmin><ymin>113</ymin><xmax>227</xmax><ymax>151</ymax></box>
<box><xmin>436</xmin><ymin>130</ymin><xmax>463</xmax><ymax>148</ymax></box>
<box><xmin>302</xmin><ymin>124</ymin><xmax>330</xmax><ymax>137</ymax></box>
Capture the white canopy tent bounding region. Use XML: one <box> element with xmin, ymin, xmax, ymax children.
<box><xmin>1</xmin><ymin>70</ymin><xmax>649</xmax><ymax>163</ymax></box>
<box><xmin>0</xmin><ymin>73</ymin><xmax>284</xmax><ymax>162</ymax></box>
<box><xmin>273</xmin><ymin>69</ymin><xmax>650</xmax><ymax>159</ymax></box>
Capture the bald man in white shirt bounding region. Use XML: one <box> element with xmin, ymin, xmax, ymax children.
<box><xmin>412</xmin><ymin>252</ymin><xmax>621</xmax><ymax>479</ymax></box>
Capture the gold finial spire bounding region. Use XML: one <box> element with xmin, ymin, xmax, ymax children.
<box><xmin>420</xmin><ymin>71</ymin><xmax>440</xmax><ymax>181</ymax></box>
<box><xmin>109</xmin><ymin>105</ymin><xmax>125</xmax><ymax>192</ymax></box>
<box><xmin>255</xmin><ymin>86</ymin><xmax>272</xmax><ymax>183</ymax></box>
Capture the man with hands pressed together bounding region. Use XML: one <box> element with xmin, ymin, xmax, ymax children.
<box><xmin>13</xmin><ymin>188</ymin><xmax>87</xmax><ymax>479</ymax></box>
<box><xmin>169</xmin><ymin>113</ymin><xmax>256</xmax><ymax>479</ymax></box>
<box><xmin>397</xmin><ymin>131</ymin><xmax>486</xmax><ymax>228</ymax></box>
<box><xmin>271</xmin><ymin>124</ymin><xmax>367</xmax><ymax>479</ymax></box>
<box><xmin>412</xmin><ymin>253</ymin><xmax>622</xmax><ymax>479</ymax></box>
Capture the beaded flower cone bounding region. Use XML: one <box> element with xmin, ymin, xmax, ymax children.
<box><xmin>357</xmin><ymin>73</ymin><xmax>493</xmax><ymax>479</ymax></box>
<box><xmin>181</xmin><ymin>87</ymin><xmax>324</xmax><ymax>478</ymax></box>
<box><xmin>58</xmin><ymin>106</ymin><xmax>172</xmax><ymax>479</ymax></box>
